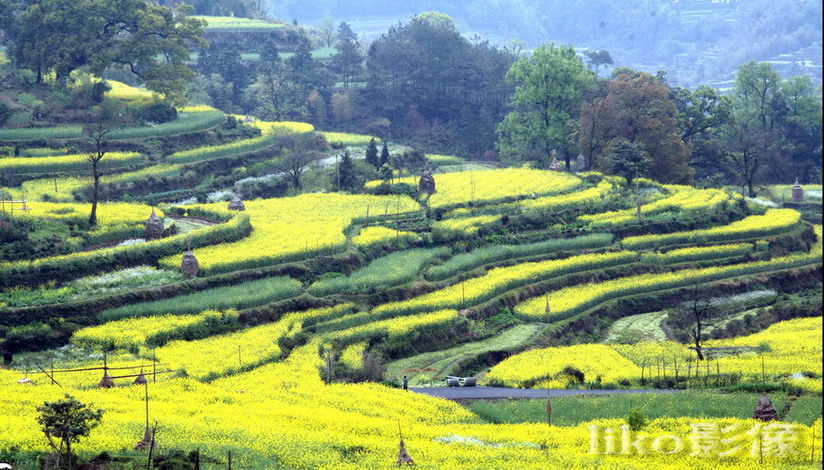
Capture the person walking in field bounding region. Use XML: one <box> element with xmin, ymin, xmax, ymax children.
<box><xmin>403</xmin><ymin>376</ymin><xmax>408</xmax><ymax>391</ymax></box>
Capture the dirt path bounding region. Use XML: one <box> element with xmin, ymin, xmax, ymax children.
<box><xmin>410</xmin><ymin>386</ymin><xmax>679</xmax><ymax>400</ymax></box>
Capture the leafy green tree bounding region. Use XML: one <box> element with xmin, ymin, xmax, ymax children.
<box><xmin>778</xmin><ymin>75</ymin><xmax>823</xmax><ymax>182</ymax></box>
<box><xmin>12</xmin><ymin>0</ymin><xmax>205</xmax><ymax>103</ymax></box>
<box><xmin>497</xmin><ymin>42</ymin><xmax>595</xmax><ymax>169</ymax></box>
<box><xmin>247</xmin><ymin>61</ymin><xmax>306</xmax><ymax>121</ymax></box>
<box><xmin>287</xmin><ymin>38</ymin><xmax>334</xmax><ymax>93</ymax></box>
<box><xmin>260</xmin><ymin>38</ymin><xmax>281</xmax><ymax>67</ymax></box>
<box><xmin>723</xmin><ymin>62</ymin><xmax>783</xmax><ymax>196</ymax></box>
<box><xmin>365</xmin><ymin>13</ymin><xmax>513</xmax><ymax>155</ymax></box>
<box><xmin>583</xmin><ymin>71</ymin><xmax>693</xmax><ymax>184</ymax></box>
<box><xmin>37</xmin><ymin>394</ymin><xmax>103</xmax><ymax>469</ymax></box>
<box><xmin>331</xmin><ymin>37</ymin><xmax>363</xmax><ymax>89</ymax></box>
<box><xmin>603</xmin><ymin>139</ymin><xmax>652</xmax><ymax>186</ymax></box>
<box><xmin>365</xmin><ymin>138</ymin><xmax>380</xmax><ymax>168</ymax></box>
<box><xmin>671</xmin><ymin>85</ymin><xmax>732</xmax><ymax>181</ymax></box>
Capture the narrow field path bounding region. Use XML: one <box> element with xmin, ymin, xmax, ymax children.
<box><xmin>410</xmin><ymin>386</ymin><xmax>679</xmax><ymax>400</ymax></box>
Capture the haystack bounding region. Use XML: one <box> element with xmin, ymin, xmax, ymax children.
<box><xmin>135</xmin><ymin>426</ymin><xmax>159</xmax><ymax>451</ymax></box>
<box><xmin>753</xmin><ymin>395</ymin><xmax>779</xmax><ymax>421</ymax></box>
<box><xmin>133</xmin><ymin>373</ymin><xmax>147</xmax><ymax>385</ymax></box>
<box><xmin>181</xmin><ymin>238</ymin><xmax>199</xmax><ymax>278</ymax></box>
<box><xmin>791</xmin><ymin>178</ymin><xmax>804</xmax><ymax>203</ymax></box>
<box><xmin>418</xmin><ymin>170</ymin><xmax>436</xmax><ymax>195</ymax></box>
<box><xmin>98</xmin><ymin>372</ymin><xmax>114</xmax><ymax>389</ymax></box>
<box><xmin>228</xmin><ymin>196</ymin><xmax>246</xmax><ymax>211</ymax></box>
<box><xmin>397</xmin><ymin>438</ymin><xmax>415</xmax><ymax>466</ymax></box>
<box><xmin>145</xmin><ymin>209</ymin><xmax>164</xmax><ymax>240</ymax></box>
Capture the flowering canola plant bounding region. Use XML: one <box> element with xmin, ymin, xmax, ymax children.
<box><xmin>366</xmin><ymin>168</ymin><xmax>582</xmax><ymax>207</ymax></box>
<box><xmin>159</xmin><ymin>193</ymin><xmax>419</xmax><ymax>275</ymax></box>
<box><xmin>373</xmin><ymin>250</ymin><xmax>638</xmax><ymax>317</ymax></box>
<box><xmin>622</xmin><ymin>208</ymin><xmax>801</xmax><ymax>250</ymax></box>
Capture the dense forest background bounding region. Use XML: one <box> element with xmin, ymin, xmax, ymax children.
<box><xmin>270</xmin><ymin>0</ymin><xmax>822</xmax><ymax>89</ymax></box>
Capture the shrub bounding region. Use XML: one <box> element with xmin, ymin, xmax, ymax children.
<box><xmin>559</xmin><ymin>365</ymin><xmax>585</xmax><ymax>384</ymax></box>
<box><xmin>626</xmin><ymin>408</ymin><xmax>647</xmax><ymax>431</ymax></box>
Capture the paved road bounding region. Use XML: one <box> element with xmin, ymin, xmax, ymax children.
<box><xmin>410</xmin><ymin>386</ymin><xmax>677</xmax><ymax>400</ymax></box>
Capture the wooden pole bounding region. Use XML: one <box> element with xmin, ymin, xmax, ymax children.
<box><xmin>144</xmin><ymin>381</ymin><xmax>150</xmax><ymax>429</ymax></box>
<box><xmin>238</xmin><ymin>345</ymin><xmax>242</xmax><ymax>368</ymax></box>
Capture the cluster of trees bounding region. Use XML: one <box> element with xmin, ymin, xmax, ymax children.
<box><xmin>498</xmin><ymin>44</ymin><xmax>821</xmax><ymax>190</ymax></box>
<box><xmin>3</xmin><ymin>0</ymin><xmax>206</xmax><ymax>104</ymax></box>
<box><xmin>190</xmin><ymin>21</ymin><xmax>363</xmax><ymax>126</ymax></box>
<box><xmin>364</xmin><ymin>12</ymin><xmax>514</xmax><ymax>155</ymax></box>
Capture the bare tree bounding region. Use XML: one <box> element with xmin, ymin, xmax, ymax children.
<box><xmin>668</xmin><ymin>285</ymin><xmax>722</xmax><ymax>360</ymax></box>
<box><xmin>723</xmin><ymin>117</ymin><xmax>776</xmax><ymax>197</ymax></box>
<box><xmin>274</xmin><ymin>151</ymin><xmax>322</xmax><ymax>190</ymax></box>
<box><xmin>319</xmin><ymin>16</ymin><xmax>336</xmax><ymax>47</ymax></box>
<box><xmin>83</xmin><ymin>102</ymin><xmax>122</xmax><ymax>226</ymax></box>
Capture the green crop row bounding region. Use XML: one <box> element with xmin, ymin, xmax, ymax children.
<box><xmin>516</xmin><ymin>225</ymin><xmax>822</xmax><ymax>322</ymax></box>
<box><xmin>427</xmin><ymin>233</ymin><xmax>614</xmax><ymax>281</ymax></box>
<box><xmin>100</xmin><ymin>276</ymin><xmax>303</xmax><ymax>322</ymax></box>
<box><xmin>0</xmin><ymin>212</ymin><xmax>251</xmax><ymax>288</ymax></box>
<box><xmin>166</xmin><ymin>133</ymin><xmax>275</xmax><ymax>164</ymax></box>
<box><xmin>308</xmin><ymin>247</ymin><xmax>449</xmax><ymax>297</ymax></box>
<box><xmin>622</xmin><ymin>209</ymin><xmax>801</xmax><ymax>250</ymax></box>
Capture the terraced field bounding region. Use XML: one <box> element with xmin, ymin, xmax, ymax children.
<box><xmin>1</xmin><ymin>111</ymin><xmax>821</xmax><ymax>468</ymax></box>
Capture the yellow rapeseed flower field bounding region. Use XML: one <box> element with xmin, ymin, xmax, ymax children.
<box><xmin>159</xmin><ymin>193</ymin><xmax>420</xmax><ymax>275</ymax></box>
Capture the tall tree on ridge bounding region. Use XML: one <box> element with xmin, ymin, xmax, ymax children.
<box><xmin>497</xmin><ymin>42</ymin><xmax>595</xmax><ymax>169</ymax></box>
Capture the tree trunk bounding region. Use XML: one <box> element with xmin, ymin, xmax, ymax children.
<box><xmin>89</xmin><ymin>160</ymin><xmax>100</xmax><ymax>226</ymax></box>
<box><xmin>65</xmin><ymin>439</ymin><xmax>71</xmax><ymax>470</ymax></box>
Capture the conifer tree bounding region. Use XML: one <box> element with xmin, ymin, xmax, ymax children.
<box><xmin>365</xmin><ymin>138</ymin><xmax>380</xmax><ymax>168</ymax></box>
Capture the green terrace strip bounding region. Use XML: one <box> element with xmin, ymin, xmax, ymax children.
<box><xmin>515</xmin><ymin>225</ymin><xmax>822</xmax><ymax>322</ymax></box>
<box><xmin>307</xmin><ymin>247</ymin><xmax>450</xmax><ymax>297</ymax></box>
<box><xmin>426</xmin><ymin>233</ymin><xmax>614</xmax><ymax>281</ymax></box>
<box><xmin>100</xmin><ymin>276</ymin><xmax>303</xmax><ymax>322</ymax></box>
<box><xmin>165</xmin><ymin>133</ymin><xmax>275</xmax><ymax>164</ymax></box>
<box><xmin>468</xmin><ymin>392</ymin><xmax>824</xmax><ymax>427</ymax></box>
<box><xmin>621</xmin><ymin>208</ymin><xmax>801</xmax><ymax>250</ymax></box>
<box><xmin>107</xmin><ymin>107</ymin><xmax>225</xmax><ymax>140</ymax></box>
<box><xmin>192</xmin><ymin>15</ymin><xmax>287</xmax><ymax>32</ymax></box>
<box><xmin>371</xmin><ymin>250</ymin><xmax>639</xmax><ymax>317</ymax></box>
<box><xmin>578</xmin><ymin>187</ymin><xmax>733</xmax><ymax>227</ymax></box>
<box><xmin>0</xmin><ymin>266</ymin><xmax>183</xmax><ymax>308</ymax></box>
<box><xmin>0</xmin><ymin>125</ymin><xmax>84</xmax><ymax>141</ymax></box>
<box><xmin>0</xmin><ymin>152</ymin><xmax>142</xmax><ymax>175</ymax></box>
<box><xmin>385</xmin><ymin>323</ymin><xmax>543</xmax><ymax>380</ymax></box>
<box><xmin>0</xmin><ymin>212</ymin><xmax>251</xmax><ymax>288</ymax></box>
<box><xmin>154</xmin><ymin>304</ymin><xmax>354</xmax><ymax>381</ymax></box>
<box><xmin>323</xmin><ymin>309</ymin><xmax>462</xmax><ymax>346</ymax></box>
<box><xmin>640</xmin><ymin>242</ymin><xmax>756</xmax><ymax>265</ymax></box>
<box><xmin>72</xmin><ymin>309</ymin><xmax>240</xmax><ymax>351</ymax></box>
<box><xmin>0</xmin><ymin>107</ymin><xmax>224</xmax><ymax>142</ymax></box>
